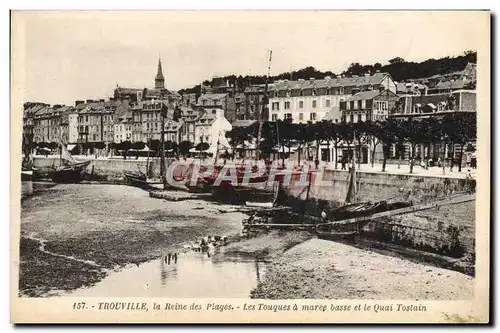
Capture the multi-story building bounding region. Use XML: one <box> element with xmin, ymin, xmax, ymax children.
<box><xmin>130</xmin><ymin>99</ymin><xmax>178</xmax><ymax>143</ymax></box>
<box><xmin>75</xmin><ymin>100</ymin><xmax>117</xmax><ymax>145</ymax></box>
<box><xmin>32</xmin><ymin>104</ymin><xmax>74</xmax><ymax>144</ymax></box>
<box><xmin>389</xmin><ymin>90</ymin><xmax>476</xmax><ymax>163</ymax></box>
<box><xmin>114</xmin><ymin>112</ymin><xmax>133</xmax><ymax>143</ymax></box>
<box><xmin>194</xmin><ymin>109</ymin><xmax>232</xmax><ymax>153</ymax></box>
<box><xmin>197</xmin><ymin>93</ymin><xmax>237</xmax><ymax>123</ymax></box>
<box><xmin>178</xmin><ymin>105</ymin><xmax>200</xmax><ymax>143</ymax></box>
<box><xmin>243</xmin><ymin>84</ymin><xmax>267</xmax><ymax>120</ymax></box>
<box><xmin>268</xmin><ymin>72</ymin><xmax>396</xmax><ymax>124</ymax></box>
<box><xmin>395</xmin><ymin>82</ymin><xmax>428</xmax><ymax>96</ymax></box>
<box><xmin>340</xmin><ymin>90</ymin><xmax>400</xmax><ymax>123</ymax></box>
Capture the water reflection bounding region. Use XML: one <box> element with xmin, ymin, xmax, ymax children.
<box><xmin>69</xmin><ymin>250</ymin><xmax>267</xmax><ymax>298</ymax></box>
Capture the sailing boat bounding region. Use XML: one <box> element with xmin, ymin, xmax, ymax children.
<box><xmin>49</xmin><ymin>142</ymin><xmax>91</xmax><ymax>183</ymax></box>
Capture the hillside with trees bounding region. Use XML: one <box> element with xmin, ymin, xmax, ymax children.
<box><xmin>178</xmin><ymin>51</ymin><xmax>476</xmax><ymax>96</ymax></box>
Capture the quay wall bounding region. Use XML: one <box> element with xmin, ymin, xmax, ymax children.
<box><xmin>278</xmin><ymin>169</ymin><xmax>475</xmax><ymax>262</ymax></box>
<box><xmin>33</xmin><ymin>156</ymin><xmax>170</xmax><ymax>179</ymax></box>
<box><xmin>33</xmin><ymin>157</ymin><xmax>476</xmax><ymax>262</ymax></box>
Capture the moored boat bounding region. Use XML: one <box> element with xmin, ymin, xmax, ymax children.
<box><xmin>124</xmin><ymin>171</ymin><xmax>164</xmax><ymax>190</ymax></box>
<box><xmin>49</xmin><ymin>143</ymin><xmax>90</xmax><ymax>184</ymax></box>
<box><xmin>21</xmin><ymin>169</ymin><xmax>33</xmax><ymax>181</ymax></box>
<box><xmin>316</xmin><ymin>229</ymin><xmax>357</xmax><ymax>243</ymax></box>
<box><xmin>50</xmin><ymin>161</ymin><xmax>91</xmax><ymax>183</ymax></box>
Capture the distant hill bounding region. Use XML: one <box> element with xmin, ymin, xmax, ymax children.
<box><xmin>178</xmin><ymin>50</ymin><xmax>476</xmax><ymax>96</ymax></box>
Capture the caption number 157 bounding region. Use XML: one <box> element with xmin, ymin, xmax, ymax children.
<box><xmin>73</xmin><ymin>302</ymin><xmax>87</xmax><ymax>310</ymax></box>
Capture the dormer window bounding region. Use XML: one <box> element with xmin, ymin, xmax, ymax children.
<box><xmin>286</xmin><ymin>89</ymin><xmax>291</xmax><ymax>97</ymax></box>
<box><xmin>299</xmin><ymin>90</ymin><xmax>303</xmax><ymax>97</ymax></box>
<box><xmin>312</xmin><ymin>89</ymin><xmax>317</xmax><ymax>96</ymax></box>
<box><xmin>339</xmin><ymin>87</ymin><xmax>344</xmax><ymax>94</ymax></box>
<box><xmin>274</xmin><ymin>91</ymin><xmax>278</xmax><ymax>98</ymax></box>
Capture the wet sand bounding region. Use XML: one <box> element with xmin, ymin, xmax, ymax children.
<box><xmin>250</xmin><ymin>238</ymin><xmax>474</xmax><ymax>300</ymax></box>
<box><xmin>19</xmin><ymin>184</ymin><xmax>247</xmax><ymax>297</ymax></box>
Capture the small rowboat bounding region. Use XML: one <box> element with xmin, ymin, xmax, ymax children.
<box><xmin>316</xmin><ymin>229</ymin><xmax>357</xmax><ymax>243</ymax></box>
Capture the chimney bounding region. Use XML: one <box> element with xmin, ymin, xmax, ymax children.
<box><xmin>99</xmin><ymin>99</ymin><xmax>105</xmax><ymax>103</ymax></box>
<box><xmin>53</xmin><ymin>104</ymin><xmax>61</xmax><ymax>109</ymax></box>
<box><xmin>86</xmin><ymin>99</ymin><xmax>93</xmax><ymax>103</ymax></box>
<box><xmin>75</xmin><ymin>100</ymin><xmax>84</xmax><ymax>107</ymax></box>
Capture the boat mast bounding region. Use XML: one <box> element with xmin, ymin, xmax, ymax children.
<box><xmin>160</xmin><ymin>98</ymin><xmax>166</xmax><ymax>189</ymax></box>
<box><xmin>256</xmin><ymin>49</ymin><xmax>272</xmax><ymax>162</ymax></box>
<box><xmin>352</xmin><ymin>130</ymin><xmax>357</xmax><ymax>203</ymax></box>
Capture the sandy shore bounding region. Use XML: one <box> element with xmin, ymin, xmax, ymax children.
<box><xmin>250</xmin><ymin>238</ymin><xmax>474</xmax><ymax>300</ymax></box>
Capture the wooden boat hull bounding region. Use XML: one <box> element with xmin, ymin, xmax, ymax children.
<box><xmin>50</xmin><ymin>161</ymin><xmax>90</xmax><ymax>184</ymax></box>
<box><xmin>316</xmin><ymin>230</ymin><xmax>357</xmax><ymax>243</ymax></box>
<box><xmin>124</xmin><ymin>172</ymin><xmax>163</xmax><ymax>190</ymax></box>
<box><xmin>50</xmin><ymin>168</ymin><xmax>85</xmax><ymax>183</ymax></box>
<box><xmin>21</xmin><ymin>170</ymin><xmax>33</xmax><ymax>181</ymax></box>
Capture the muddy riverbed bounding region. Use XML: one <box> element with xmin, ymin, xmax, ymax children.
<box><xmin>18</xmin><ymin>182</ymin><xmax>475</xmax><ymax>300</ymax></box>
<box><xmin>19</xmin><ymin>183</ymin><xmax>250</xmax><ymax>297</ymax></box>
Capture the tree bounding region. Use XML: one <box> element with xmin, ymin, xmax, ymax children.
<box><xmin>49</xmin><ymin>141</ymin><xmax>59</xmax><ymax>150</ymax></box>
<box><xmin>365</xmin><ymin>121</ymin><xmax>383</xmax><ymax>168</ymax></box>
<box><xmin>195</xmin><ymin>142</ymin><xmax>210</xmax><ymax>159</ymax></box>
<box><xmin>226</xmin><ymin>127</ymin><xmax>252</xmax><ymax>160</ymax></box>
<box><xmin>293</xmin><ymin>123</ymin><xmax>309</xmax><ymax>166</ymax></box>
<box><xmin>149</xmin><ymin>139</ymin><xmax>161</xmax><ymax>155</ymax></box>
<box><xmin>338</xmin><ymin>121</ymin><xmax>355</xmax><ymax>162</ymax></box>
<box><xmin>388</xmin><ymin>57</ymin><xmax>405</xmax><ymax>64</ymax></box>
<box><xmin>352</xmin><ymin>121</ymin><xmax>368</xmax><ymax>168</ymax></box>
<box><xmin>377</xmin><ymin>119</ymin><xmax>399</xmax><ymax>172</ymax></box>
<box><xmin>94</xmin><ymin>142</ymin><xmax>106</xmax><ymax>150</ymax></box>
<box><xmin>443</xmin><ymin>113</ymin><xmax>476</xmax><ymax>172</ymax></box>
<box><xmin>120</xmin><ymin>140</ymin><xmax>132</xmax><ymax>160</ymax></box>
<box><xmin>179</xmin><ymin>140</ymin><xmax>194</xmax><ymax>157</ymax></box>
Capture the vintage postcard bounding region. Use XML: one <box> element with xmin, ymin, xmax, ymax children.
<box><xmin>10</xmin><ymin>10</ymin><xmax>490</xmax><ymax>323</ymax></box>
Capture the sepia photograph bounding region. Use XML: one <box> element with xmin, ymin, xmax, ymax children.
<box><xmin>10</xmin><ymin>10</ymin><xmax>490</xmax><ymax>323</ymax></box>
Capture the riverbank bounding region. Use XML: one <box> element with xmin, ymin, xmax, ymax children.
<box><xmin>250</xmin><ymin>238</ymin><xmax>474</xmax><ymax>300</ymax></box>
<box><xmin>19</xmin><ymin>183</ymin><xmax>247</xmax><ymax>297</ymax></box>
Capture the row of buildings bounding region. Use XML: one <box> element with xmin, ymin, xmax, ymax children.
<box><xmin>23</xmin><ymin>58</ymin><xmax>476</xmax><ymax>163</ymax></box>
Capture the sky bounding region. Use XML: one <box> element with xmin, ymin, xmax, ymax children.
<box><xmin>12</xmin><ymin>10</ymin><xmax>487</xmax><ymax>106</ymax></box>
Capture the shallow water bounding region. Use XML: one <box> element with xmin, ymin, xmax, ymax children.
<box><xmin>68</xmin><ymin>250</ymin><xmax>267</xmax><ymax>298</ymax></box>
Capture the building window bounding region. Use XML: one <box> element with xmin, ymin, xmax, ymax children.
<box><xmin>310</xmin><ymin>113</ymin><xmax>316</xmax><ymax>121</ymax></box>
<box><xmin>326</xmin><ymin>89</ymin><xmax>331</xmax><ymax>95</ymax></box>
<box><xmin>272</xmin><ymin>102</ymin><xmax>280</xmax><ymax>111</ymax></box>
<box><xmin>285</xmin><ymin>113</ymin><xmax>292</xmax><ymax>120</ymax></box>
<box><xmin>325</xmin><ymin>100</ymin><xmax>331</xmax><ymax>107</ymax></box>
<box><xmin>271</xmin><ymin>114</ymin><xmax>278</xmax><ymax>121</ymax></box>
<box><xmin>284</xmin><ymin>101</ymin><xmax>290</xmax><ymax>109</ymax></box>
<box><xmin>339</xmin><ymin>87</ymin><xmax>344</xmax><ymax>94</ymax></box>
<box><xmin>362</xmin><ymin>100</ymin><xmax>366</xmax><ymax>109</ymax></box>
<box><xmin>299</xmin><ymin>113</ymin><xmax>303</xmax><ymax>121</ymax></box>
<box><xmin>299</xmin><ymin>101</ymin><xmax>304</xmax><ymax>109</ymax></box>
<box><xmin>312</xmin><ymin>100</ymin><xmax>317</xmax><ymax>108</ymax></box>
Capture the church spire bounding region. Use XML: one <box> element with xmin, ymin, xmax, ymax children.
<box><xmin>155</xmin><ymin>57</ymin><xmax>165</xmax><ymax>89</ymax></box>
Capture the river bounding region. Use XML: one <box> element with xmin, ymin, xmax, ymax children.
<box><xmin>19</xmin><ymin>182</ymin><xmax>264</xmax><ymax>298</ymax></box>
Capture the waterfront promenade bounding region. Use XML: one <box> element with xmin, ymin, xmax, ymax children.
<box><xmin>33</xmin><ymin>154</ymin><xmax>477</xmax><ymax>179</ymax></box>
